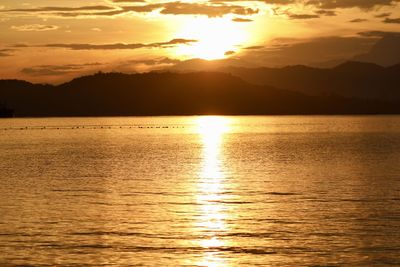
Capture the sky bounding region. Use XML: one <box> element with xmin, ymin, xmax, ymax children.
<box><xmin>0</xmin><ymin>0</ymin><xmax>400</xmax><ymax>83</ymax></box>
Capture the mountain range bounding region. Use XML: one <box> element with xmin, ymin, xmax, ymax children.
<box><xmin>218</xmin><ymin>61</ymin><xmax>400</xmax><ymax>101</ymax></box>
<box><xmin>353</xmin><ymin>35</ymin><xmax>400</xmax><ymax>67</ymax></box>
<box><xmin>0</xmin><ymin>61</ymin><xmax>399</xmax><ymax>117</ymax></box>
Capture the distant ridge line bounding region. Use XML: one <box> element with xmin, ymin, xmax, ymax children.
<box><xmin>1</xmin><ymin>62</ymin><xmax>399</xmax><ymax>116</ymax></box>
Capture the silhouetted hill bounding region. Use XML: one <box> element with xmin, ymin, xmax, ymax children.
<box><xmin>219</xmin><ymin>61</ymin><xmax>400</xmax><ymax>101</ymax></box>
<box><xmin>0</xmin><ymin>72</ymin><xmax>398</xmax><ymax>117</ymax></box>
<box><xmin>353</xmin><ymin>35</ymin><xmax>400</xmax><ymax>66</ymax></box>
<box><xmin>387</xmin><ymin>63</ymin><xmax>400</xmax><ymax>72</ymax></box>
<box><xmin>333</xmin><ymin>61</ymin><xmax>384</xmax><ymax>74</ymax></box>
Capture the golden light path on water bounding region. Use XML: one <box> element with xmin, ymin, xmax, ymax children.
<box><xmin>195</xmin><ymin>116</ymin><xmax>232</xmax><ymax>267</ymax></box>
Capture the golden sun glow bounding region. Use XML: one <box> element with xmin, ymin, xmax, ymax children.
<box><xmin>176</xmin><ymin>17</ymin><xmax>249</xmax><ymax>60</ymax></box>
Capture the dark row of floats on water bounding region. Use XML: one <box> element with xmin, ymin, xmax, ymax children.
<box><xmin>0</xmin><ymin>125</ymin><xmax>185</xmax><ymax>131</ymax></box>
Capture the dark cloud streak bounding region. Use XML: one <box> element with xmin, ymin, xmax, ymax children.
<box><xmin>2</xmin><ymin>5</ymin><xmax>114</xmax><ymax>12</ymax></box>
<box><xmin>383</xmin><ymin>17</ymin><xmax>400</xmax><ymax>23</ymax></box>
<box><xmin>0</xmin><ymin>49</ymin><xmax>14</xmax><ymax>57</ymax></box>
<box><xmin>21</xmin><ymin>63</ymin><xmax>102</xmax><ymax>76</ymax></box>
<box><xmin>31</xmin><ymin>39</ymin><xmax>198</xmax><ymax>51</ymax></box>
<box><xmin>1</xmin><ymin>1</ymin><xmax>259</xmax><ymax>18</ymax></box>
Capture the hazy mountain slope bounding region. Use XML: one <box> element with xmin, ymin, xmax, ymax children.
<box><xmin>219</xmin><ymin>61</ymin><xmax>400</xmax><ymax>101</ymax></box>
<box><xmin>353</xmin><ymin>35</ymin><xmax>400</xmax><ymax>67</ymax></box>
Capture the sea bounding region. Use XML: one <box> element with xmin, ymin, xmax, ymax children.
<box><xmin>0</xmin><ymin>116</ymin><xmax>399</xmax><ymax>266</ymax></box>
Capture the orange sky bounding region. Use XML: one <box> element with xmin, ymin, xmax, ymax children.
<box><xmin>0</xmin><ymin>0</ymin><xmax>399</xmax><ymax>83</ymax></box>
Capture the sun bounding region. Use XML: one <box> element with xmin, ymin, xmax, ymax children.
<box><xmin>174</xmin><ymin>17</ymin><xmax>249</xmax><ymax>60</ymax></box>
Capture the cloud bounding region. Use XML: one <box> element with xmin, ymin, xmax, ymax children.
<box><xmin>275</xmin><ymin>7</ymin><xmax>335</xmax><ymax>20</ymax></box>
<box><xmin>287</xmin><ymin>13</ymin><xmax>320</xmax><ymax>19</ymax></box>
<box><xmin>21</xmin><ymin>63</ymin><xmax>102</xmax><ymax>76</ymax></box>
<box><xmin>112</xmin><ymin>0</ymin><xmax>146</xmax><ymax>3</ymax></box>
<box><xmin>1</xmin><ymin>1</ymin><xmax>259</xmax><ymax>18</ymax></box>
<box><xmin>358</xmin><ymin>30</ymin><xmax>400</xmax><ymax>37</ymax></box>
<box><xmin>349</xmin><ymin>18</ymin><xmax>368</xmax><ymax>23</ymax></box>
<box><xmin>210</xmin><ymin>0</ymin><xmax>398</xmax><ymax>9</ymax></box>
<box><xmin>131</xmin><ymin>57</ymin><xmax>181</xmax><ymax>65</ymax></box>
<box><xmin>224</xmin><ymin>50</ymin><xmax>236</xmax><ymax>55</ymax></box>
<box><xmin>1</xmin><ymin>4</ymin><xmax>122</xmax><ymax>18</ymax></box>
<box><xmin>209</xmin><ymin>0</ymin><xmax>296</xmax><ymax>4</ymax></box>
<box><xmin>1</xmin><ymin>0</ymin><xmax>398</xmax><ymax>21</ymax></box>
<box><xmin>104</xmin><ymin>57</ymin><xmax>182</xmax><ymax>73</ymax></box>
<box><xmin>304</xmin><ymin>0</ymin><xmax>399</xmax><ymax>9</ymax></box>
<box><xmin>159</xmin><ymin>2</ymin><xmax>259</xmax><ymax>17</ymax></box>
<box><xmin>20</xmin><ymin>58</ymin><xmax>181</xmax><ymax>77</ymax></box>
<box><xmin>33</xmin><ymin>38</ymin><xmax>197</xmax><ymax>51</ymax></box>
<box><xmin>156</xmin><ymin>38</ymin><xmax>198</xmax><ymax>46</ymax></box>
<box><xmin>383</xmin><ymin>17</ymin><xmax>400</xmax><ymax>23</ymax></box>
<box><xmin>114</xmin><ymin>57</ymin><xmax>180</xmax><ymax>68</ymax></box>
<box><xmin>375</xmin><ymin>12</ymin><xmax>391</xmax><ymax>17</ymax></box>
<box><xmin>232</xmin><ymin>17</ymin><xmax>253</xmax><ymax>22</ymax></box>
<box><xmin>11</xmin><ymin>44</ymin><xmax>29</xmax><ymax>48</ymax></box>
<box><xmin>3</xmin><ymin>5</ymin><xmax>114</xmax><ymax>12</ymax></box>
<box><xmin>0</xmin><ymin>49</ymin><xmax>13</xmax><ymax>57</ymax></box>
<box><xmin>244</xmin><ymin>45</ymin><xmax>265</xmax><ymax>50</ymax></box>
<box><xmin>240</xmin><ymin>36</ymin><xmax>378</xmax><ymax>67</ymax></box>
<box><xmin>45</xmin><ymin>43</ymin><xmax>145</xmax><ymax>50</ymax></box>
<box><xmin>11</xmin><ymin>24</ymin><xmax>59</xmax><ymax>31</ymax></box>
<box><xmin>315</xmin><ymin>9</ymin><xmax>337</xmax><ymax>16</ymax></box>
<box><xmin>120</xmin><ymin>4</ymin><xmax>163</xmax><ymax>13</ymax></box>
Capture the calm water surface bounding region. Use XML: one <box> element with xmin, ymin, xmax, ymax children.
<box><xmin>0</xmin><ymin>116</ymin><xmax>399</xmax><ymax>266</ymax></box>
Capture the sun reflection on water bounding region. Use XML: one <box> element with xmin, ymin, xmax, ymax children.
<box><xmin>195</xmin><ymin>116</ymin><xmax>231</xmax><ymax>266</ymax></box>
